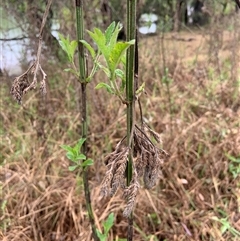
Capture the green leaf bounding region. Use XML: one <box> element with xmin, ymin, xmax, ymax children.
<box><xmin>120</xmin><ymin>53</ymin><xmax>126</xmax><ymax>66</ymax></box>
<box><xmin>109</xmin><ymin>40</ymin><xmax>135</xmax><ymax>76</ymax></box>
<box><xmin>108</xmin><ymin>22</ymin><xmax>122</xmax><ymax>51</ymax></box>
<box><xmin>58</xmin><ymin>33</ymin><xmax>69</xmax><ymax>54</ymax></box>
<box><xmin>220</xmin><ymin>223</ymin><xmax>228</xmax><ymax>234</ymax></box>
<box><xmin>78</xmin><ymin>137</ymin><xmax>86</xmax><ymax>147</ymax></box>
<box><xmin>81</xmin><ymin>159</ymin><xmax>94</xmax><ymax>168</ymax></box>
<box><xmin>96</xmin><ymin>230</ymin><xmax>106</xmax><ymax>241</ymax></box>
<box><xmin>115</xmin><ymin>69</ymin><xmax>124</xmax><ymax>80</ymax></box>
<box><xmin>95</xmin><ymin>82</ymin><xmax>114</xmax><ymax>94</ymax></box>
<box><xmin>58</xmin><ymin>34</ymin><xmax>77</xmax><ymax>62</ymax></box>
<box><xmin>61</xmin><ymin>144</ymin><xmax>73</xmax><ymax>152</ymax></box>
<box><xmin>75</xmin><ymin>154</ymin><xmax>86</xmax><ymax>160</ymax></box>
<box><xmin>103</xmin><ymin>213</ymin><xmax>114</xmax><ymax>234</ymax></box>
<box><xmin>115</xmin><ymin>69</ymin><xmax>126</xmax><ymax>92</ymax></box>
<box><xmin>69</xmin><ymin>40</ymin><xmax>78</xmax><ymax>61</ymax></box>
<box><xmin>66</xmin><ymin>152</ymin><xmax>75</xmax><ymax>161</ymax></box>
<box><xmin>87</xmin><ymin>28</ymin><xmax>108</xmax><ymax>60</ymax></box>
<box><xmin>226</xmin><ymin>153</ymin><xmax>240</xmax><ymax>163</ymax></box>
<box><xmin>105</xmin><ymin>21</ymin><xmax>116</xmax><ymax>45</ymax></box>
<box><xmin>68</xmin><ymin>165</ymin><xmax>78</xmax><ymax>171</ymax></box>
<box><xmin>73</xmin><ymin>138</ymin><xmax>86</xmax><ymax>154</ymax></box>
<box><xmin>79</xmin><ymin>40</ymin><xmax>96</xmax><ymax>58</ymax></box>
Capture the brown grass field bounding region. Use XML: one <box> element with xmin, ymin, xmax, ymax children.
<box><xmin>1</xmin><ymin>26</ymin><xmax>240</xmax><ymax>241</ymax></box>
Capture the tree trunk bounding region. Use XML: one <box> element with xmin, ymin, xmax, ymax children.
<box><xmin>174</xmin><ymin>0</ymin><xmax>183</xmax><ymax>32</ymax></box>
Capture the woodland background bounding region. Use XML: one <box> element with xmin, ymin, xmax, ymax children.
<box><xmin>1</xmin><ymin>0</ymin><xmax>240</xmax><ymax>240</ymax></box>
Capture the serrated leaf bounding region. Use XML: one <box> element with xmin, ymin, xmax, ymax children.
<box><xmin>68</xmin><ymin>165</ymin><xmax>78</xmax><ymax>171</ymax></box>
<box><xmin>109</xmin><ymin>40</ymin><xmax>135</xmax><ymax>76</ymax></box>
<box><xmin>81</xmin><ymin>159</ymin><xmax>94</xmax><ymax>167</ymax></box>
<box><xmin>58</xmin><ymin>34</ymin><xmax>69</xmax><ymax>54</ymax></box>
<box><xmin>66</xmin><ymin>152</ymin><xmax>75</xmax><ymax>161</ymax></box>
<box><xmin>95</xmin><ymin>82</ymin><xmax>114</xmax><ymax>94</ymax></box>
<box><xmin>73</xmin><ymin>138</ymin><xmax>86</xmax><ymax>154</ymax></box>
<box><xmin>58</xmin><ymin>34</ymin><xmax>74</xmax><ymax>62</ymax></box>
<box><xmin>103</xmin><ymin>213</ymin><xmax>114</xmax><ymax>234</ymax></box>
<box><xmin>108</xmin><ymin>22</ymin><xmax>122</xmax><ymax>51</ymax></box>
<box><xmin>88</xmin><ymin>28</ymin><xmax>108</xmax><ymax>60</ymax></box>
<box><xmin>69</xmin><ymin>40</ymin><xmax>77</xmax><ymax>61</ymax></box>
<box><xmin>105</xmin><ymin>21</ymin><xmax>116</xmax><ymax>45</ymax></box>
<box><xmin>76</xmin><ymin>154</ymin><xmax>86</xmax><ymax>160</ymax></box>
<box><xmin>79</xmin><ymin>40</ymin><xmax>96</xmax><ymax>58</ymax></box>
<box><xmin>60</xmin><ymin>144</ymin><xmax>73</xmax><ymax>152</ymax></box>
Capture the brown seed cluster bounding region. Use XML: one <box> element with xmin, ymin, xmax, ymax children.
<box><xmin>10</xmin><ymin>73</ymin><xmax>31</xmax><ymax>104</ymax></box>
<box><xmin>11</xmin><ymin>62</ymin><xmax>47</xmax><ymax>104</ymax></box>
<box><xmin>100</xmin><ymin>123</ymin><xmax>169</xmax><ymax>217</ymax></box>
<box><xmin>134</xmin><ymin>124</ymin><xmax>167</xmax><ymax>189</ymax></box>
<box><xmin>101</xmin><ymin>143</ymin><xmax>129</xmax><ymax>197</ymax></box>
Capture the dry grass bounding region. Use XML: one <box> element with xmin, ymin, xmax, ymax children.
<box><xmin>1</xmin><ymin>23</ymin><xmax>240</xmax><ymax>241</ymax></box>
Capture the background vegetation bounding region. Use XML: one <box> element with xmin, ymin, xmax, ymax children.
<box><xmin>1</xmin><ymin>0</ymin><xmax>240</xmax><ymax>240</ymax></box>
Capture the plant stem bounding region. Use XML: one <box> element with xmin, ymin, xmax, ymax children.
<box><xmin>75</xmin><ymin>1</ymin><xmax>99</xmax><ymax>240</ymax></box>
<box><xmin>126</xmin><ymin>0</ymin><xmax>136</xmax><ymax>240</ymax></box>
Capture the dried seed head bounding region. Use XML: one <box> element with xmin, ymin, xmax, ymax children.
<box><xmin>100</xmin><ymin>169</ymin><xmax>114</xmax><ymax>196</ymax></box>
<box><xmin>101</xmin><ymin>124</ymin><xmax>168</xmax><ymax>217</ymax></box>
<box><xmin>110</xmin><ymin>156</ymin><xmax>128</xmax><ymax>196</ymax></box>
<box><xmin>135</xmin><ymin>155</ymin><xmax>145</xmax><ymax>177</ymax></box>
<box><xmin>144</xmin><ymin>165</ymin><xmax>158</xmax><ymax>189</ymax></box>
<box><xmin>123</xmin><ymin>172</ymin><xmax>140</xmax><ymax>217</ymax></box>
<box><xmin>10</xmin><ymin>62</ymin><xmax>47</xmax><ymax>104</ymax></box>
<box><xmin>100</xmin><ymin>145</ymin><xmax>129</xmax><ymax>196</ymax></box>
<box><xmin>11</xmin><ymin>74</ymin><xmax>30</xmax><ymax>104</ymax></box>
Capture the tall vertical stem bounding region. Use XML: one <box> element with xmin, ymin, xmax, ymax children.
<box><xmin>126</xmin><ymin>0</ymin><xmax>136</xmax><ymax>240</ymax></box>
<box><xmin>75</xmin><ymin>1</ymin><xmax>99</xmax><ymax>240</ymax></box>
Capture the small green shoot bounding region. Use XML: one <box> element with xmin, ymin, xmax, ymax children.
<box><xmin>61</xmin><ymin>138</ymin><xmax>93</xmax><ymax>171</ymax></box>
<box><xmin>162</xmin><ymin>68</ymin><xmax>173</xmax><ymax>85</ymax></box>
<box><xmin>58</xmin><ymin>34</ymin><xmax>78</xmax><ymax>63</ymax></box>
<box><xmin>0</xmin><ymin>200</ymin><xmax>10</xmax><ymax>232</ymax></box>
<box><xmin>59</xmin><ymin>21</ymin><xmax>135</xmax><ymax>102</ymax></box>
<box><xmin>96</xmin><ymin>213</ymin><xmax>114</xmax><ymax>241</ymax></box>
<box><xmin>58</xmin><ymin>34</ymin><xmax>80</xmax><ymax>77</ymax></box>
<box><xmin>225</xmin><ymin>154</ymin><xmax>240</xmax><ymax>179</ymax></box>
<box><xmin>84</xmin><ymin>21</ymin><xmax>135</xmax><ymax>102</ymax></box>
<box><xmin>212</xmin><ymin>216</ymin><xmax>240</xmax><ymax>237</ymax></box>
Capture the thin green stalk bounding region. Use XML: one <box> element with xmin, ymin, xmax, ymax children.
<box><xmin>126</xmin><ymin>0</ymin><xmax>136</xmax><ymax>240</ymax></box>
<box><xmin>75</xmin><ymin>1</ymin><xmax>99</xmax><ymax>241</ymax></box>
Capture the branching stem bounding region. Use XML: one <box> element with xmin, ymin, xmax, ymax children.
<box><xmin>75</xmin><ymin>1</ymin><xmax>99</xmax><ymax>240</ymax></box>
<box><xmin>126</xmin><ymin>0</ymin><xmax>137</xmax><ymax>240</ymax></box>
